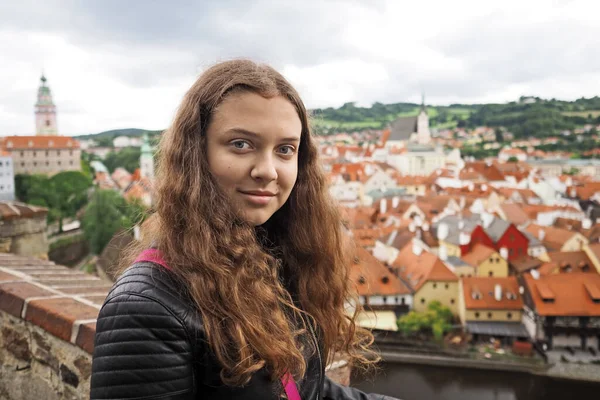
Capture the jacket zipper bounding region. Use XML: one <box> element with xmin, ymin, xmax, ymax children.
<box><xmin>305</xmin><ymin>317</ymin><xmax>322</xmax><ymax>400</ymax></box>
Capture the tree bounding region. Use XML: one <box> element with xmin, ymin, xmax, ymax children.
<box><xmin>495</xmin><ymin>128</ymin><xmax>503</xmax><ymax>143</ymax></box>
<box><xmin>507</xmin><ymin>156</ymin><xmax>519</xmax><ymax>163</ymax></box>
<box><xmin>82</xmin><ymin>189</ymin><xmax>141</xmax><ymax>254</ymax></box>
<box><xmin>103</xmin><ymin>147</ymin><xmax>141</xmax><ymax>173</ymax></box>
<box><xmin>49</xmin><ymin>171</ymin><xmax>93</xmax><ymax>231</ymax></box>
<box><xmin>397</xmin><ymin>301</ymin><xmax>453</xmax><ymax>340</ymax></box>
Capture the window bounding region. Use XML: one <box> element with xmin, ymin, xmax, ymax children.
<box><xmin>496</xmin><ymin>257</ymin><xmax>500</xmax><ymax>263</ymax></box>
<box><xmin>57</xmin><ymin>150</ymin><xmax>61</xmax><ymax>156</ymax></box>
<box><xmin>507</xmin><ymin>312</ymin><xmax>513</xmax><ymax>319</ymax></box>
<box><xmin>33</xmin><ymin>162</ymin><xmax>37</xmax><ymax>166</ymax></box>
<box><xmin>46</xmin><ymin>120</ymin><xmax>51</xmax><ymax>126</ymax></box>
<box><xmin>20</xmin><ymin>162</ymin><xmax>24</xmax><ymax>167</ymax></box>
<box><xmin>58</xmin><ymin>161</ymin><xmax>61</xmax><ymax>166</ymax></box>
<box><xmin>445</xmin><ymin>283</ymin><xmax>449</xmax><ymax>289</ymax></box>
<box><xmin>433</xmin><ymin>283</ymin><xmax>437</xmax><ymax>289</ymax></box>
<box><xmin>401</xmin><ymin>297</ymin><xmax>406</xmax><ymax>305</ymax></box>
<box><xmin>489</xmin><ymin>257</ymin><xmax>494</xmax><ymax>263</ymax></box>
<box><xmin>46</xmin><ymin>150</ymin><xmax>49</xmax><ymax>156</ymax></box>
<box><xmin>421</xmin><ymin>298</ymin><xmax>425</xmax><ymax>304</ymax></box>
<box><xmin>0</xmin><ymin>161</ymin><xmax>2</xmax><ymax>166</ymax></box>
<box><xmin>475</xmin><ymin>312</ymin><xmax>480</xmax><ymax>318</ymax></box>
<box><xmin>70</xmin><ymin>161</ymin><xmax>73</xmax><ymax>166</ymax></box>
<box><xmin>33</xmin><ymin>151</ymin><xmax>36</xmax><ymax>156</ymax></box>
<box><xmin>20</xmin><ymin>151</ymin><xmax>24</xmax><ymax>157</ymax></box>
<box><xmin>488</xmin><ymin>271</ymin><xmax>493</xmax><ymax>277</ymax></box>
<box><xmin>510</xmin><ymin>234</ymin><xmax>515</xmax><ymax>242</ymax></box>
<box><xmin>358</xmin><ymin>276</ymin><xmax>366</xmax><ymax>284</ymax></box>
<box><xmin>46</xmin><ymin>161</ymin><xmax>49</xmax><ymax>166</ymax></box>
<box><xmin>70</xmin><ymin>150</ymin><xmax>73</xmax><ymax>156</ymax></box>
<box><xmin>450</xmin><ymin>299</ymin><xmax>455</xmax><ymax>304</ymax></box>
<box><xmin>488</xmin><ymin>312</ymin><xmax>493</xmax><ymax>319</ymax></box>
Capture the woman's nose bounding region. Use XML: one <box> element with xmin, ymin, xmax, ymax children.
<box><xmin>250</xmin><ymin>154</ymin><xmax>278</xmax><ymax>182</ymax></box>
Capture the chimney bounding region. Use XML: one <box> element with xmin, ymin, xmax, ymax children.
<box><xmin>494</xmin><ymin>284</ymin><xmax>502</xmax><ymax>301</ymax></box>
<box><xmin>500</xmin><ymin>247</ymin><xmax>508</xmax><ymax>260</ymax></box>
<box><xmin>459</xmin><ymin>232</ymin><xmax>470</xmax><ymax>245</ymax></box>
<box><xmin>583</xmin><ymin>218</ymin><xmax>592</xmax><ymax>230</ymax></box>
<box><xmin>423</xmin><ymin>222</ymin><xmax>430</xmax><ymax>232</ymax></box>
<box><xmin>482</xmin><ymin>213</ymin><xmax>494</xmax><ymax>229</ymax></box>
<box><xmin>437</xmin><ymin>223</ymin><xmax>449</xmax><ymax>240</ymax></box>
<box><xmin>458</xmin><ymin>220</ymin><xmax>465</xmax><ymax>230</ymax></box>
<box><xmin>439</xmin><ymin>244</ymin><xmax>448</xmax><ymax>261</ymax></box>
<box><xmin>531</xmin><ymin>269</ymin><xmax>540</xmax><ymax>280</ymax></box>
<box><xmin>538</xmin><ymin>229</ymin><xmax>546</xmax><ymax>241</ymax></box>
<box><xmin>380</xmin><ymin>199</ymin><xmax>387</xmax><ymax>214</ymax></box>
<box><xmin>409</xmin><ymin>223</ymin><xmax>416</xmax><ymax>233</ymax></box>
<box><xmin>392</xmin><ymin>196</ymin><xmax>400</xmax><ymax>208</ymax></box>
<box><xmin>412</xmin><ymin>241</ymin><xmax>423</xmax><ymax>256</ymax></box>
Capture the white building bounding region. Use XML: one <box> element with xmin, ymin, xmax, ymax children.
<box><xmin>0</xmin><ymin>153</ymin><xmax>15</xmax><ymax>201</ymax></box>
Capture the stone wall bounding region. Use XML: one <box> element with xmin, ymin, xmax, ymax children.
<box><xmin>0</xmin><ymin>215</ymin><xmax>48</xmax><ymax>259</ymax></box>
<box><xmin>0</xmin><ymin>252</ymin><xmax>351</xmax><ymax>399</ymax></box>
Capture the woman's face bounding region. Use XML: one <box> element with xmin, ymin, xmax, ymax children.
<box><xmin>206</xmin><ymin>91</ymin><xmax>302</xmax><ymax>226</ymax></box>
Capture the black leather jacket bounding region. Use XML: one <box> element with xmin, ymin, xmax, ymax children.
<box><xmin>90</xmin><ymin>262</ymin><xmax>397</xmax><ymax>399</ymax></box>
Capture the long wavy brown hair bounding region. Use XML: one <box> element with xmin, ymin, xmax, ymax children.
<box><xmin>113</xmin><ymin>59</ymin><xmax>378</xmax><ymax>386</ymax></box>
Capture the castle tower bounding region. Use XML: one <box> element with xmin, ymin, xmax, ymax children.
<box><xmin>416</xmin><ymin>92</ymin><xmax>431</xmax><ymax>144</ymax></box>
<box><xmin>140</xmin><ymin>134</ymin><xmax>155</xmax><ymax>180</ymax></box>
<box><xmin>35</xmin><ymin>75</ymin><xmax>59</xmax><ymax>135</ymax></box>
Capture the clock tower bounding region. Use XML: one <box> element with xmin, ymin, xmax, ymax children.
<box><xmin>35</xmin><ymin>74</ymin><xmax>59</xmax><ymax>136</ymax></box>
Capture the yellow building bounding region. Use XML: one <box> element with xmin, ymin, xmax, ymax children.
<box><xmin>392</xmin><ymin>240</ymin><xmax>459</xmax><ymax>315</ymax></box>
<box><xmin>461</xmin><ymin>243</ymin><xmax>509</xmax><ymax>277</ymax></box>
<box><xmin>458</xmin><ymin>276</ymin><xmax>529</xmax><ymax>343</ymax></box>
<box><xmin>525</xmin><ymin>224</ymin><xmax>589</xmax><ymax>252</ymax></box>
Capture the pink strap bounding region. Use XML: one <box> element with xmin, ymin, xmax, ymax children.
<box><xmin>134</xmin><ymin>249</ymin><xmax>302</xmax><ymax>400</ymax></box>
<box><xmin>282</xmin><ymin>372</ymin><xmax>302</xmax><ymax>400</ymax></box>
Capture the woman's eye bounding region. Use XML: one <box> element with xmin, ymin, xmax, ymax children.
<box><xmin>231</xmin><ymin>140</ymin><xmax>250</xmax><ymax>150</ymax></box>
<box><xmin>278</xmin><ymin>145</ymin><xmax>296</xmax><ymax>155</ymax></box>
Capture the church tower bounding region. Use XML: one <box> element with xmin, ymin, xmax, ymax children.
<box><xmin>35</xmin><ymin>75</ymin><xmax>59</xmax><ymax>136</ymax></box>
<box><xmin>416</xmin><ymin>93</ymin><xmax>431</xmax><ymax>144</ymax></box>
<box><xmin>140</xmin><ymin>134</ymin><xmax>155</xmax><ymax>180</ymax></box>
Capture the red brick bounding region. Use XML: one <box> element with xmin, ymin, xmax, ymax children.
<box><xmin>55</xmin><ymin>286</ymin><xmax>113</xmax><ymax>295</ymax></box>
<box><xmin>79</xmin><ymin>295</ymin><xmax>108</xmax><ymax>305</ymax></box>
<box><xmin>25</xmin><ymin>298</ymin><xmax>100</xmax><ymax>342</ymax></box>
<box><xmin>76</xmin><ymin>321</ymin><xmax>97</xmax><ymax>354</ymax></box>
<box><xmin>0</xmin><ymin>282</ymin><xmax>56</xmax><ymax>317</ymax></box>
<box><xmin>28</xmin><ymin>272</ymin><xmax>89</xmax><ymax>280</ymax></box>
<box><xmin>37</xmin><ymin>279</ymin><xmax>106</xmax><ymax>287</ymax></box>
<box><xmin>0</xmin><ymin>270</ymin><xmax>21</xmax><ymax>282</ymax></box>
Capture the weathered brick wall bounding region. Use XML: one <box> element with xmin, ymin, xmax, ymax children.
<box><xmin>0</xmin><ymin>252</ymin><xmax>352</xmax><ymax>399</ymax></box>
<box><xmin>0</xmin><ymin>215</ymin><xmax>48</xmax><ymax>258</ymax></box>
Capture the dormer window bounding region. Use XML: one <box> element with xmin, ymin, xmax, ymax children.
<box><xmin>381</xmin><ymin>276</ymin><xmax>389</xmax><ymax>284</ymax></box>
<box><xmin>506</xmin><ymin>292</ymin><xmax>517</xmax><ymax>300</ymax></box>
<box><xmin>353</xmin><ymin>256</ymin><xmax>360</xmax><ymax>264</ymax></box>
<box><xmin>358</xmin><ymin>276</ymin><xmax>366</xmax><ymax>285</ymax></box>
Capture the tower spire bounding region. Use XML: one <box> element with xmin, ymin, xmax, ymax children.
<box><xmin>35</xmin><ymin>74</ymin><xmax>58</xmax><ymax>135</ymax></box>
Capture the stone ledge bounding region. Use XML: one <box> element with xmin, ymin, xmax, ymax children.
<box><xmin>0</xmin><ymin>252</ymin><xmax>109</xmax><ymax>355</ymax></box>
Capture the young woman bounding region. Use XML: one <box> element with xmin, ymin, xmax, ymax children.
<box><xmin>90</xmin><ymin>59</ymin><xmax>397</xmax><ymax>400</ymax></box>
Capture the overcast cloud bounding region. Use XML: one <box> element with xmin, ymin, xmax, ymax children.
<box><xmin>1</xmin><ymin>0</ymin><xmax>598</xmax><ymax>135</ymax></box>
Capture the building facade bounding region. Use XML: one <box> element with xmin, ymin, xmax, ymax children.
<box><xmin>0</xmin><ymin>136</ymin><xmax>81</xmax><ymax>176</ymax></box>
<box><xmin>0</xmin><ymin>153</ymin><xmax>15</xmax><ymax>201</ymax></box>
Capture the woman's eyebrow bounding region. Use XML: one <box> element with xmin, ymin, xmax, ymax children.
<box><xmin>225</xmin><ymin>127</ymin><xmax>300</xmax><ymax>142</ymax></box>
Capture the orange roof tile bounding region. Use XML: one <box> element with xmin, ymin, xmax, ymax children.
<box><xmin>462</xmin><ymin>277</ymin><xmax>523</xmax><ymax>310</ymax></box>
<box><xmin>523</xmin><ymin>273</ymin><xmax>600</xmax><ymax>316</ymax></box>
<box><xmin>524</xmin><ymin>224</ymin><xmax>580</xmax><ymax>251</ymax></box>
<box><xmin>350</xmin><ymin>247</ymin><xmax>412</xmax><ymax>296</ymax></box>
<box><xmin>1</xmin><ymin>135</ymin><xmax>80</xmax><ymax>150</ymax></box>
<box><xmin>461</xmin><ymin>244</ymin><xmax>497</xmax><ymax>267</ymax></box>
<box><xmin>392</xmin><ymin>240</ymin><xmax>458</xmax><ymax>291</ymax></box>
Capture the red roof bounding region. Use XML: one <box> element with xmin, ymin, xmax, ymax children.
<box><xmin>350</xmin><ymin>247</ymin><xmax>412</xmax><ymax>296</ymax></box>
<box><xmin>1</xmin><ymin>136</ymin><xmax>80</xmax><ymax>150</ymax></box>
<box><xmin>523</xmin><ymin>273</ymin><xmax>600</xmax><ymax>316</ymax></box>
<box><xmin>462</xmin><ymin>276</ymin><xmax>523</xmax><ymax>310</ymax></box>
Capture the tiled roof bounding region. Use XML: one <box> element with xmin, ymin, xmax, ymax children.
<box><xmin>524</xmin><ymin>224</ymin><xmax>580</xmax><ymax>251</ymax></box>
<box><xmin>499</xmin><ymin>203</ymin><xmax>531</xmax><ymax>226</ymax></box>
<box><xmin>462</xmin><ymin>161</ymin><xmax>505</xmax><ymax>181</ymax></box>
<box><xmin>462</xmin><ymin>276</ymin><xmax>523</xmax><ymax>310</ymax></box>
<box><xmin>485</xmin><ymin>218</ymin><xmax>512</xmax><ymax>242</ymax></box>
<box><xmin>523</xmin><ymin>272</ymin><xmax>600</xmax><ymax>316</ymax></box>
<box><xmin>388</xmin><ymin>116</ymin><xmax>418</xmax><ymax>141</ymax></box>
<box><xmin>392</xmin><ymin>240</ymin><xmax>458</xmax><ymax>291</ymax></box>
<box><xmin>0</xmin><ymin>135</ymin><xmax>80</xmax><ymax>150</ymax></box>
<box><xmin>350</xmin><ymin>247</ymin><xmax>412</xmax><ymax>296</ymax></box>
<box><xmin>0</xmin><ymin>201</ymin><xmax>48</xmax><ymax>220</ymax></box>
<box><xmin>461</xmin><ymin>244</ymin><xmax>497</xmax><ymax>267</ymax></box>
<box><xmin>510</xmin><ymin>256</ymin><xmax>543</xmax><ymax>274</ymax></box>
<box><xmin>546</xmin><ymin>251</ymin><xmax>594</xmax><ymax>272</ymax></box>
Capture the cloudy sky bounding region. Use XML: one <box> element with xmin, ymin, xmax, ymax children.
<box><xmin>1</xmin><ymin>0</ymin><xmax>599</xmax><ymax>136</ymax></box>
